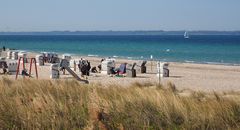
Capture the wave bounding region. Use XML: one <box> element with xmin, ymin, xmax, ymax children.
<box><xmin>87</xmin><ymin>54</ymin><xmax>99</xmax><ymax>57</ymax></box>
<box><xmin>183</xmin><ymin>60</ymin><xmax>240</xmax><ymax>66</ymax></box>
<box><xmin>202</xmin><ymin>61</ymin><xmax>238</xmax><ymax>66</ymax></box>
<box><xmin>184</xmin><ymin>60</ymin><xmax>195</xmax><ymax>63</ymax></box>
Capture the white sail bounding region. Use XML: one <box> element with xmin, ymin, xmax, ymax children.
<box><xmin>184</xmin><ymin>31</ymin><xmax>189</xmax><ymax>39</ymax></box>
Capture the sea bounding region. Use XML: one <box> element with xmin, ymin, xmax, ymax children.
<box><xmin>0</xmin><ymin>35</ymin><xmax>240</xmax><ymax>65</ymax></box>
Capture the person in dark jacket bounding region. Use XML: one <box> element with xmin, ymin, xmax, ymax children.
<box><xmin>79</xmin><ymin>60</ymin><xmax>90</xmax><ymax>78</ymax></box>
<box><xmin>21</xmin><ymin>69</ymin><xmax>32</xmax><ymax>77</ymax></box>
<box><xmin>86</xmin><ymin>61</ymin><xmax>91</xmax><ymax>76</ymax></box>
<box><xmin>91</xmin><ymin>66</ymin><xmax>98</xmax><ymax>73</ymax></box>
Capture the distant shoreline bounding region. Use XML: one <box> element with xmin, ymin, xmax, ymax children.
<box><xmin>0</xmin><ymin>30</ymin><xmax>240</xmax><ymax>35</ymax></box>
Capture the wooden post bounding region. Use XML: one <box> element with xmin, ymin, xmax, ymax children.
<box><xmin>22</xmin><ymin>57</ymin><xmax>25</xmax><ymax>70</ymax></box>
<box><xmin>74</xmin><ymin>61</ymin><xmax>76</xmax><ymax>71</ymax></box>
<box><xmin>16</xmin><ymin>57</ymin><xmax>26</xmax><ymax>79</ymax></box>
<box><xmin>29</xmin><ymin>58</ymin><xmax>38</xmax><ymax>79</ymax></box>
<box><xmin>29</xmin><ymin>58</ymin><xmax>33</xmax><ymax>75</ymax></box>
<box><xmin>150</xmin><ymin>55</ymin><xmax>153</xmax><ymax>72</ymax></box>
<box><xmin>34</xmin><ymin>58</ymin><xmax>38</xmax><ymax>79</ymax></box>
<box><xmin>15</xmin><ymin>57</ymin><xmax>21</xmax><ymax>80</ymax></box>
<box><xmin>158</xmin><ymin>62</ymin><xmax>161</xmax><ymax>85</ymax></box>
<box><xmin>159</xmin><ymin>65</ymin><xmax>161</xmax><ymax>85</ymax></box>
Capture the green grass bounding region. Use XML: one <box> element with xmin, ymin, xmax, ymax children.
<box><xmin>0</xmin><ymin>78</ymin><xmax>239</xmax><ymax>130</ymax></box>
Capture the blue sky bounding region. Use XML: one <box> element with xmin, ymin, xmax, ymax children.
<box><xmin>0</xmin><ymin>0</ymin><xmax>240</xmax><ymax>31</ymax></box>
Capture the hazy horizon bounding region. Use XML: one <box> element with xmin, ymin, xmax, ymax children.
<box><xmin>0</xmin><ymin>30</ymin><xmax>240</xmax><ymax>33</ymax></box>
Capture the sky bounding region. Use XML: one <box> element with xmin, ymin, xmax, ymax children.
<box><xmin>0</xmin><ymin>0</ymin><xmax>240</xmax><ymax>31</ymax></box>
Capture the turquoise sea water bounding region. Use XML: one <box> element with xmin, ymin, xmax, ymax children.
<box><xmin>0</xmin><ymin>35</ymin><xmax>240</xmax><ymax>65</ymax></box>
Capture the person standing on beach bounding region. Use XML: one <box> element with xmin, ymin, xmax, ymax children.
<box><xmin>98</xmin><ymin>58</ymin><xmax>105</xmax><ymax>72</ymax></box>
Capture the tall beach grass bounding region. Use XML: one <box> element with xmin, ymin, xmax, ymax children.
<box><xmin>0</xmin><ymin>78</ymin><xmax>239</xmax><ymax>129</ymax></box>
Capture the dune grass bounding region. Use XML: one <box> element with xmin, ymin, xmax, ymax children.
<box><xmin>0</xmin><ymin>78</ymin><xmax>239</xmax><ymax>130</ymax></box>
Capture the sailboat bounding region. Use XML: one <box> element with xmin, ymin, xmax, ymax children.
<box><xmin>184</xmin><ymin>31</ymin><xmax>189</xmax><ymax>39</ymax></box>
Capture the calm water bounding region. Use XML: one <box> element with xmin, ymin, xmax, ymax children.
<box><xmin>0</xmin><ymin>35</ymin><xmax>240</xmax><ymax>64</ymax></box>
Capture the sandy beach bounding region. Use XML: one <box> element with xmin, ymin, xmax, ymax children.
<box><xmin>1</xmin><ymin>52</ymin><xmax>240</xmax><ymax>92</ymax></box>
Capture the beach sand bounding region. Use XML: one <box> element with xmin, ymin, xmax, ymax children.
<box><xmin>1</xmin><ymin>52</ymin><xmax>240</xmax><ymax>92</ymax></box>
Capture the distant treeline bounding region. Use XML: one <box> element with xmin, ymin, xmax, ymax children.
<box><xmin>0</xmin><ymin>31</ymin><xmax>240</xmax><ymax>35</ymax></box>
